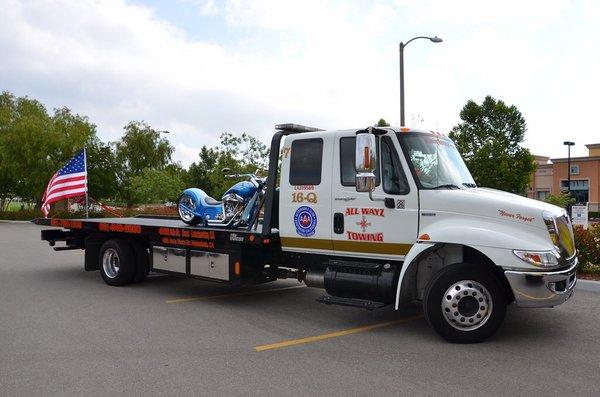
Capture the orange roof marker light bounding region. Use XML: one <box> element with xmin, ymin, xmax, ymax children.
<box><xmin>400</xmin><ymin>127</ymin><xmax>411</xmax><ymax>133</ymax></box>
<box><xmin>418</xmin><ymin>234</ymin><xmax>431</xmax><ymax>241</ymax></box>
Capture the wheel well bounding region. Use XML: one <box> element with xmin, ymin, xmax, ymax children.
<box><xmin>462</xmin><ymin>246</ymin><xmax>515</xmax><ymax>303</ymax></box>
<box><xmin>399</xmin><ymin>244</ymin><xmax>514</xmax><ymax>305</ymax></box>
<box><xmin>84</xmin><ymin>234</ymin><xmax>149</xmax><ymax>272</ymax></box>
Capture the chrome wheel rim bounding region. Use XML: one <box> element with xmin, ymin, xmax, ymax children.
<box><xmin>442</xmin><ymin>280</ymin><xmax>492</xmax><ymax>331</ymax></box>
<box><xmin>178</xmin><ymin>194</ymin><xmax>196</xmax><ymax>222</ymax></box>
<box><xmin>102</xmin><ymin>248</ymin><xmax>120</xmax><ymax>279</ymax></box>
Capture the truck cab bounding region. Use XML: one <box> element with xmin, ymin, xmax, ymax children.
<box><xmin>277</xmin><ymin>125</ymin><xmax>577</xmax><ymax>342</ymax></box>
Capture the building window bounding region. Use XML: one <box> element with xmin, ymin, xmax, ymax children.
<box><xmin>570</xmin><ymin>164</ymin><xmax>579</xmax><ymax>175</ymax></box>
<box><xmin>536</xmin><ymin>190</ymin><xmax>550</xmax><ymax>201</ymax></box>
<box><xmin>560</xmin><ymin>179</ymin><xmax>589</xmax><ymax>204</ymax></box>
<box><xmin>289</xmin><ymin>138</ymin><xmax>323</xmax><ymax>185</ymax></box>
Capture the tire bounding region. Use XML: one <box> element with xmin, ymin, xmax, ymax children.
<box><xmin>130</xmin><ymin>240</ymin><xmax>150</xmax><ymax>284</ymax></box>
<box><xmin>423</xmin><ymin>263</ymin><xmax>507</xmax><ymax>343</ymax></box>
<box><xmin>99</xmin><ymin>239</ymin><xmax>136</xmax><ymax>286</ymax></box>
<box><xmin>177</xmin><ymin>193</ymin><xmax>202</xmax><ymax>226</ymax></box>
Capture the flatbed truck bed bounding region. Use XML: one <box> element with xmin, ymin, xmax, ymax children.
<box><xmin>34</xmin><ymin>216</ymin><xmax>282</xmax><ymax>286</ymax></box>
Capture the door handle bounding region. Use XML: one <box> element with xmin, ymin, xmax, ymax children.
<box><xmin>384</xmin><ymin>198</ymin><xmax>395</xmax><ymax>209</ymax></box>
<box><xmin>333</xmin><ymin>212</ymin><xmax>344</xmax><ymax>234</ymax></box>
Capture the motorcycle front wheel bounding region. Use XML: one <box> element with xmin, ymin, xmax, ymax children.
<box><xmin>177</xmin><ymin>193</ymin><xmax>202</xmax><ymax>226</ymax></box>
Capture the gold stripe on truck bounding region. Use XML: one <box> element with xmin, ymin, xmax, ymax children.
<box><xmin>281</xmin><ymin>237</ymin><xmax>412</xmax><ymax>255</ymax></box>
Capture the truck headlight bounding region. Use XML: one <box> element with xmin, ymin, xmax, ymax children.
<box><xmin>513</xmin><ymin>250</ymin><xmax>560</xmax><ymax>268</ymax></box>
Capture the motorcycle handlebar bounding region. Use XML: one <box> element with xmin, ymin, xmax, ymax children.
<box><xmin>225</xmin><ymin>173</ymin><xmax>254</xmax><ymax>179</ymax></box>
<box><xmin>225</xmin><ymin>173</ymin><xmax>265</xmax><ymax>183</ymax></box>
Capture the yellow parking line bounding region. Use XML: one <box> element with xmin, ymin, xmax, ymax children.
<box><xmin>165</xmin><ymin>285</ymin><xmax>306</xmax><ymax>304</ymax></box>
<box><xmin>254</xmin><ymin>314</ymin><xmax>424</xmax><ymax>352</ymax></box>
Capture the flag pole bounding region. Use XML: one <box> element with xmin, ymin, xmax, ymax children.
<box><xmin>84</xmin><ymin>147</ymin><xmax>89</xmax><ymax>219</ymax></box>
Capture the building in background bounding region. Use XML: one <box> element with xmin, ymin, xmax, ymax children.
<box><xmin>528</xmin><ymin>143</ymin><xmax>600</xmax><ymax>211</ymax></box>
<box><xmin>528</xmin><ymin>155</ymin><xmax>553</xmax><ymax>201</ymax></box>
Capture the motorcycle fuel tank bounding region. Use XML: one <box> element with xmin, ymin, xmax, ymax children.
<box><xmin>223</xmin><ymin>181</ymin><xmax>257</xmax><ymax>200</ymax></box>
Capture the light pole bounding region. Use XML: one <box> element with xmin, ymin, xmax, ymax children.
<box><xmin>563</xmin><ymin>141</ymin><xmax>575</xmax><ymax>193</ymax></box>
<box><xmin>563</xmin><ymin>140</ymin><xmax>575</xmax><ymax>215</ymax></box>
<box><xmin>399</xmin><ymin>36</ymin><xmax>442</xmax><ymax>126</ymax></box>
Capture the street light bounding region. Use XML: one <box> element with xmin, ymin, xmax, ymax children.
<box><xmin>399</xmin><ymin>36</ymin><xmax>443</xmax><ymax>126</ymax></box>
<box><xmin>563</xmin><ymin>141</ymin><xmax>575</xmax><ymax>194</ymax></box>
<box><xmin>563</xmin><ymin>140</ymin><xmax>575</xmax><ymax>216</ymax></box>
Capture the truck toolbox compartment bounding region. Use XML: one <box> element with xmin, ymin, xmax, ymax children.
<box><xmin>190</xmin><ymin>250</ymin><xmax>229</xmax><ymax>281</ymax></box>
<box><xmin>152</xmin><ymin>246</ymin><xmax>186</xmax><ymax>273</ymax></box>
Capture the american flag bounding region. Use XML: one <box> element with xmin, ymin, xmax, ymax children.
<box><xmin>41</xmin><ymin>149</ymin><xmax>87</xmax><ymax>217</ymax></box>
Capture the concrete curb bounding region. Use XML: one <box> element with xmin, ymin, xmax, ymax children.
<box><xmin>577</xmin><ymin>279</ymin><xmax>600</xmax><ymax>293</ymax></box>
<box><xmin>0</xmin><ymin>220</ymin><xmax>33</xmax><ymax>224</ymax></box>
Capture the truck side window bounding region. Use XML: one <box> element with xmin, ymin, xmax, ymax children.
<box><xmin>289</xmin><ymin>138</ymin><xmax>323</xmax><ymax>185</ymax></box>
<box><xmin>339</xmin><ymin>137</ymin><xmax>380</xmax><ymax>186</ymax></box>
<box><xmin>381</xmin><ymin>136</ymin><xmax>409</xmax><ymax>195</ymax></box>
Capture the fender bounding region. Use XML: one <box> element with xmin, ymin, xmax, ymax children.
<box><xmin>394</xmin><ymin>242</ymin><xmax>437</xmax><ymax>309</ymax></box>
<box><xmin>180</xmin><ymin>188</ymin><xmax>222</xmax><ymax>220</ymax></box>
<box><xmin>394</xmin><ymin>216</ymin><xmax>553</xmax><ymax>309</ymax></box>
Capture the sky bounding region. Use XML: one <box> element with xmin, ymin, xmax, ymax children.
<box><xmin>1</xmin><ymin>0</ymin><xmax>599</xmax><ymax>166</ymax></box>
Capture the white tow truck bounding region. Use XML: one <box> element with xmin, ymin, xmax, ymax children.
<box><xmin>37</xmin><ymin>124</ymin><xmax>578</xmax><ymax>343</ymax></box>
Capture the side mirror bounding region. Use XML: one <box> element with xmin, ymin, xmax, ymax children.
<box><xmin>355</xmin><ymin>133</ymin><xmax>377</xmax><ymax>173</ymax></box>
<box><xmin>356</xmin><ymin>173</ymin><xmax>375</xmax><ymax>192</ymax></box>
<box><xmin>355</xmin><ymin>133</ymin><xmax>377</xmax><ymax>193</ymax></box>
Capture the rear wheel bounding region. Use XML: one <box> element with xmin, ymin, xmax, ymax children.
<box><xmin>178</xmin><ymin>193</ymin><xmax>202</xmax><ymax>226</ymax></box>
<box><xmin>423</xmin><ymin>263</ymin><xmax>507</xmax><ymax>343</ymax></box>
<box><xmin>99</xmin><ymin>240</ymin><xmax>136</xmax><ymax>286</ymax></box>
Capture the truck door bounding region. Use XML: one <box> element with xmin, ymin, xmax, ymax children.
<box><xmin>279</xmin><ymin>132</ymin><xmax>334</xmax><ymax>256</ymax></box>
<box><xmin>331</xmin><ymin>129</ymin><xmax>418</xmax><ymax>261</ymax></box>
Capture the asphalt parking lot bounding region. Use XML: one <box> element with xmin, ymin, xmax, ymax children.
<box><xmin>1</xmin><ymin>223</ymin><xmax>599</xmax><ymax>396</ymax></box>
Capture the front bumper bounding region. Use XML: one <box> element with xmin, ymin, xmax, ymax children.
<box><xmin>504</xmin><ymin>258</ymin><xmax>577</xmax><ymax>308</ymax></box>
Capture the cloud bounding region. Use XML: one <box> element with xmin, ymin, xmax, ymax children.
<box><xmin>1</xmin><ymin>0</ymin><xmax>598</xmax><ymax>166</ymax></box>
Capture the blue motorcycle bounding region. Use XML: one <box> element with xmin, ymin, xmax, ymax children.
<box><xmin>177</xmin><ymin>170</ymin><xmax>266</xmax><ymax>227</ymax></box>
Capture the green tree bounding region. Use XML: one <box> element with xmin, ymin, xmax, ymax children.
<box><xmin>239</xmin><ymin>133</ymin><xmax>269</xmax><ymax>170</ymax></box>
<box><xmin>186</xmin><ymin>132</ymin><xmax>269</xmax><ymax>198</ymax></box>
<box><xmin>130</xmin><ymin>168</ymin><xmax>185</xmax><ymax>204</ymax></box>
<box><xmin>544</xmin><ymin>192</ymin><xmax>575</xmax><ymax>209</ymax></box>
<box><xmin>0</xmin><ymin>92</ymin><xmax>96</xmax><ymax>207</ymax></box>
<box><xmin>0</xmin><ymin>93</ymin><xmax>18</xmax><ymax>210</ymax></box>
<box><xmin>449</xmin><ymin>96</ymin><xmax>536</xmax><ymax>194</ymax></box>
<box><xmin>376</xmin><ymin>118</ymin><xmax>390</xmax><ymax>127</ymax></box>
<box><xmin>113</xmin><ymin>121</ymin><xmax>174</xmax><ymax>206</ymax></box>
<box><xmin>186</xmin><ymin>146</ymin><xmax>220</xmax><ymax>196</ymax></box>
<box><xmin>86</xmin><ymin>137</ymin><xmax>119</xmax><ymax>201</ymax></box>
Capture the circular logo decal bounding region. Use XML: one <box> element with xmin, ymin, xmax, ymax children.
<box><xmin>294</xmin><ymin>206</ymin><xmax>317</xmax><ymax>237</ymax></box>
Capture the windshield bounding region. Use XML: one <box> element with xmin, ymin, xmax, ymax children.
<box><xmin>399</xmin><ymin>132</ymin><xmax>475</xmax><ymax>189</ymax></box>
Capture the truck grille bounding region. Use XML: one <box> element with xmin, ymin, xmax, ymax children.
<box><xmin>555</xmin><ymin>215</ymin><xmax>575</xmax><ymax>258</ymax></box>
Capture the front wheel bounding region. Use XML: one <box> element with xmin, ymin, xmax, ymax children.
<box><xmin>178</xmin><ymin>193</ymin><xmax>202</xmax><ymax>226</ymax></box>
<box><xmin>423</xmin><ymin>263</ymin><xmax>507</xmax><ymax>343</ymax></box>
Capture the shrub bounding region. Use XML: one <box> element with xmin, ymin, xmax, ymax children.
<box><xmin>573</xmin><ymin>226</ymin><xmax>600</xmax><ymax>274</ymax></box>
<box><xmin>544</xmin><ymin>192</ymin><xmax>574</xmax><ymax>209</ymax></box>
<box><xmin>0</xmin><ymin>205</ymin><xmax>178</xmax><ymax>221</ymax></box>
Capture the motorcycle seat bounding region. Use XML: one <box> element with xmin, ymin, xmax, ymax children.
<box><xmin>204</xmin><ymin>196</ymin><xmax>221</xmax><ymax>206</ymax></box>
